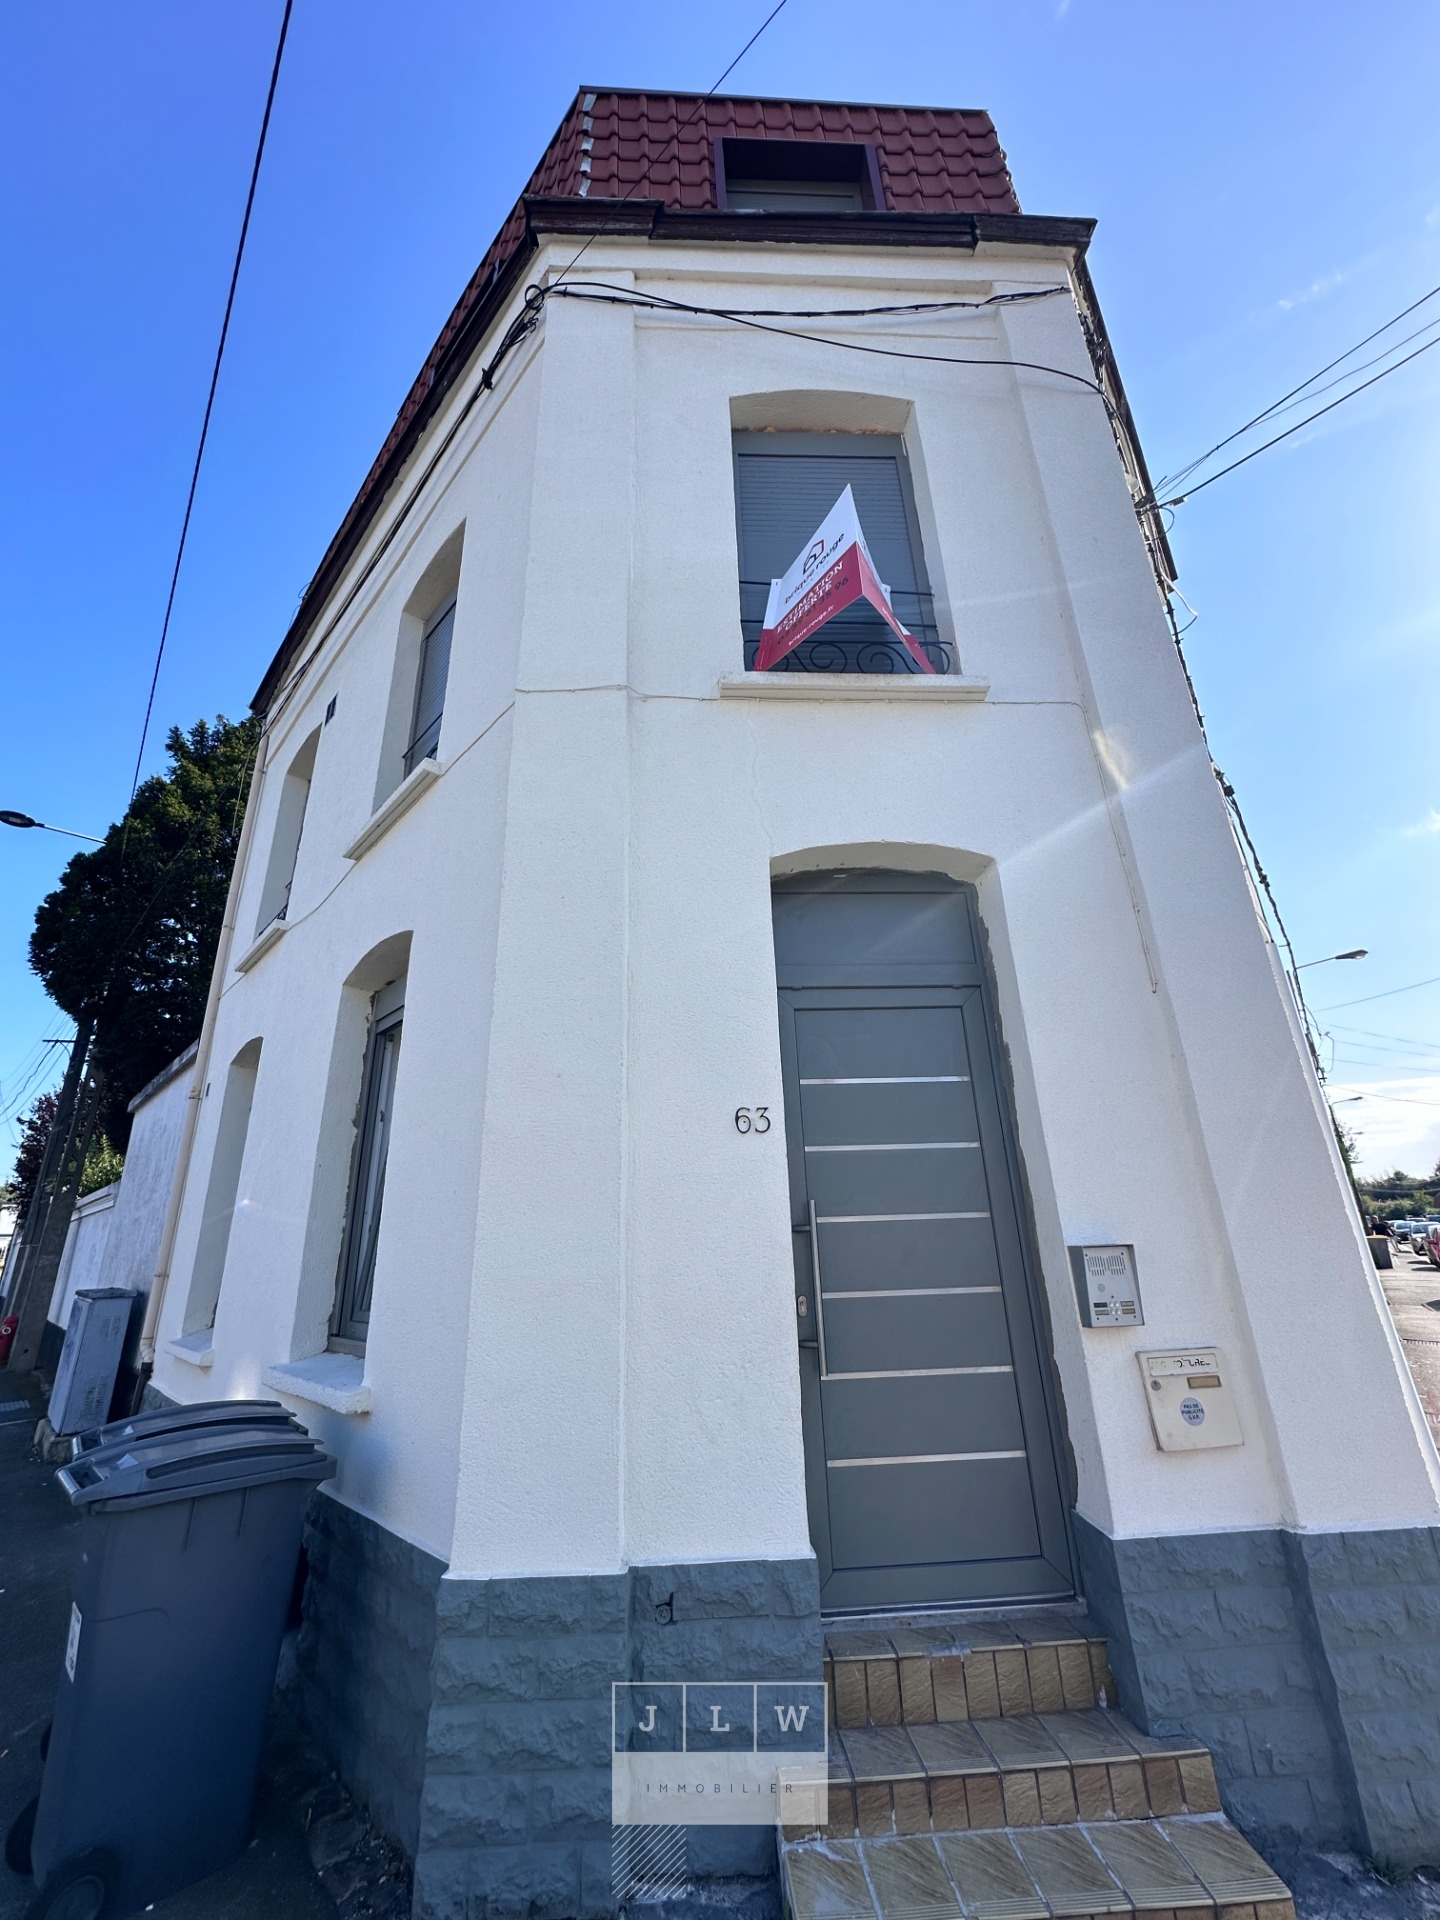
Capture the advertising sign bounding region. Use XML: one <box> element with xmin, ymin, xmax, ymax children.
<box><xmin>754</xmin><ymin>485</ymin><xmax>935</xmax><ymax>674</ymax></box>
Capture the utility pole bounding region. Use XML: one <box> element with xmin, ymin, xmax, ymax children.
<box><xmin>3</xmin><ymin>1017</ymin><xmax>102</xmax><ymax>1372</ymax></box>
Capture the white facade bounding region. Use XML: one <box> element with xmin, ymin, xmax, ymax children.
<box><xmin>149</xmin><ymin>228</ymin><xmax>1440</xmax><ymax>1587</ymax></box>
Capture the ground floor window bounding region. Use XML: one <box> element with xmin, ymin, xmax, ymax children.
<box><xmin>331</xmin><ymin>982</ymin><xmax>404</xmax><ymax>1348</ymax></box>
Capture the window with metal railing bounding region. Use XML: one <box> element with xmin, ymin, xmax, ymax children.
<box><xmin>732</xmin><ymin>432</ymin><xmax>950</xmax><ymax>674</ymax></box>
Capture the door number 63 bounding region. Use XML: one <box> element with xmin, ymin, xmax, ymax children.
<box><xmin>734</xmin><ymin>1106</ymin><xmax>771</xmax><ymax>1135</ymax></box>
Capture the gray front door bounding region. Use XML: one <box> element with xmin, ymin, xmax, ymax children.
<box><xmin>775</xmin><ymin>873</ymin><xmax>1073</xmax><ymax>1611</ymax></box>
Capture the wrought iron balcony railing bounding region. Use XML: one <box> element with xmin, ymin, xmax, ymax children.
<box><xmin>739</xmin><ymin>582</ymin><xmax>953</xmax><ymax>676</ymax></box>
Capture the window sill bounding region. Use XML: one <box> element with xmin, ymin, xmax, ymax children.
<box><xmin>262</xmin><ymin>1352</ymin><xmax>372</xmax><ymax>1416</ymax></box>
<box><xmin>344</xmin><ymin>758</ymin><xmax>444</xmax><ymax>863</ymax></box>
<box><xmin>234</xmin><ymin>917</ymin><xmax>288</xmax><ymax>974</ymax></box>
<box><xmin>717</xmin><ymin>672</ymin><xmax>989</xmax><ymax>703</ymax></box>
<box><xmin>164</xmin><ymin>1331</ymin><xmax>215</xmax><ymax>1370</ymax></box>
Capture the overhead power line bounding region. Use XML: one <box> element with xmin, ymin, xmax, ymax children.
<box><xmin>128</xmin><ymin>0</ymin><xmax>294</xmax><ymax>800</ymax></box>
<box><xmin>1155</xmin><ymin>282</ymin><xmax>1440</xmax><ymax>508</ymax></box>
<box><xmin>1320</xmin><ymin>974</ymin><xmax>1440</xmax><ymax>1012</ymax></box>
<box><xmin>1156</xmin><ymin>280</ymin><xmax>1440</xmax><ymax>496</ymax></box>
<box><xmin>1327</xmin><ymin>1022</ymin><xmax>1440</xmax><ymax>1052</ymax></box>
<box><xmin>556</xmin><ymin>0</ymin><xmax>793</xmax><ymax>285</ymax></box>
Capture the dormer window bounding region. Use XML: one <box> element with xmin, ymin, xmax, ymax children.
<box><xmin>716</xmin><ymin>138</ymin><xmax>885</xmax><ymax>214</ymax></box>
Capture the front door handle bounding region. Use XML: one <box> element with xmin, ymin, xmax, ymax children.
<box><xmin>805</xmin><ymin>1200</ymin><xmax>831</xmax><ymax>1379</ymax></box>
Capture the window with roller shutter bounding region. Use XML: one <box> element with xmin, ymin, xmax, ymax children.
<box><xmin>732</xmin><ymin>432</ymin><xmax>948</xmax><ymax>673</ymax></box>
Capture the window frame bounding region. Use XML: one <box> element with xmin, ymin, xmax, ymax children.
<box><xmin>254</xmin><ymin>728</ymin><xmax>319</xmax><ymax>936</ymax></box>
<box><xmin>402</xmin><ymin>596</ymin><xmax>457</xmax><ymax>778</ymax></box>
<box><xmin>731</xmin><ymin>429</ymin><xmax>946</xmax><ymax>673</ymax></box>
<box><xmin>714</xmin><ymin>138</ymin><xmax>886</xmax><ymax>213</ymax></box>
<box><xmin>330</xmin><ymin>986</ymin><xmax>405</xmax><ymax>1351</ymax></box>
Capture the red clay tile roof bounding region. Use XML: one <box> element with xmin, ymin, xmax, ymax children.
<box><xmin>259</xmin><ymin>91</ymin><xmax>1021</xmax><ymax>710</ymax></box>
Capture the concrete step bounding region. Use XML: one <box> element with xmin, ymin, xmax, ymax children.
<box><xmin>809</xmin><ymin>1708</ymin><xmax>1222</xmax><ymax>1841</ymax></box>
<box><xmin>780</xmin><ymin>1817</ymin><xmax>1296</xmax><ymax>1920</ymax></box>
<box><xmin>826</xmin><ymin>1614</ymin><xmax>1112</xmax><ymax>1729</ymax></box>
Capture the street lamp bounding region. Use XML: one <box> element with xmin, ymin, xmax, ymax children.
<box><xmin>0</xmin><ymin>811</ymin><xmax>102</xmax><ymax>844</ymax></box>
<box><xmin>1297</xmin><ymin>949</ymin><xmax>1368</xmax><ymax>968</ymax></box>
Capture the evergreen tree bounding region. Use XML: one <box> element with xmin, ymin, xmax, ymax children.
<box><xmin>29</xmin><ymin>716</ymin><xmax>260</xmax><ymax>1148</ymax></box>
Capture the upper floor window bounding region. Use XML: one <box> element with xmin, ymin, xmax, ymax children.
<box><xmin>255</xmin><ymin>728</ymin><xmax>319</xmax><ymax>934</ymax></box>
<box><xmin>403</xmin><ymin>598</ymin><xmax>456</xmax><ymax>777</ymax></box>
<box><xmin>716</xmin><ymin>138</ymin><xmax>884</xmax><ymax>213</ymax></box>
<box><xmin>732</xmin><ymin>431</ymin><xmax>949</xmax><ymax>674</ymax></box>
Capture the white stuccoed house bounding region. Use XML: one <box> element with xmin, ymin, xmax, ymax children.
<box><xmin>142</xmin><ymin>90</ymin><xmax>1440</xmax><ymax>1919</ymax></box>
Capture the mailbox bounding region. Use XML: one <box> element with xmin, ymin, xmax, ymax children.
<box><xmin>1138</xmin><ymin>1347</ymin><xmax>1243</xmax><ymax>1451</ymax></box>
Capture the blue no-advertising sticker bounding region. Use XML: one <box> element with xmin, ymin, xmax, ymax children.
<box><xmin>1180</xmin><ymin>1397</ymin><xmax>1205</xmax><ymax>1426</ymax></box>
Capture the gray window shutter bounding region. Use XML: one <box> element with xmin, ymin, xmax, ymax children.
<box><xmin>732</xmin><ymin>434</ymin><xmax>943</xmax><ymax>672</ymax></box>
<box><xmin>405</xmin><ymin>598</ymin><xmax>456</xmax><ymax>773</ymax></box>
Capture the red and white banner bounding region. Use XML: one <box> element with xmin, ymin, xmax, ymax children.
<box><xmin>754</xmin><ymin>486</ymin><xmax>934</xmax><ymax>674</ymax></box>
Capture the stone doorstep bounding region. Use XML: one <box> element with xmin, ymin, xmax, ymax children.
<box><xmin>791</xmin><ymin>1710</ymin><xmax>1221</xmax><ymax>1842</ymax></box>
<box><xmin>826</xmin><ymin>1621</ymin><xmax>1113</xmax><ymax>1730</ymax></box>
<box><xmin>780</xmin><ymin>1818</ymin><xmax>1296</xmax><ymax>1920</ymax></box>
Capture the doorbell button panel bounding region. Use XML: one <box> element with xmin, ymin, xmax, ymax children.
<box><xmin>1069</xmin><ymin>1244</ymin><xmax>1144</xmax><ymax>1327</ymax></box>
<box><xmin>1138</xmin><ymin>1347</ymin><xmax>1243</xmax><ymax>1451</ymax></box>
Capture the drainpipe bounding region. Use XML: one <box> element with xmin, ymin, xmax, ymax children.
<box><xmin>138</xmin><ymin>739</ymin><xmax>269</xmax><ymax>1372</ymax></box>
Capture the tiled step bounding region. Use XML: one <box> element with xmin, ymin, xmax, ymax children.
<box><xmin>826</xmin><ymin>1614</ymin><xmax>1112</xmax><ymax>1729</ymax></box>
<box><xmin>781</xmin><ymin>1817</ymin><xmax>1296</xmax><ymax>1920</ymax></box>
<box><xmin>803</xmin><ymin>1708</ymin><xmax>1220</xmax><ymax>1841</ymax></box>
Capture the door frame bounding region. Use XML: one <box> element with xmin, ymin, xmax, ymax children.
<box><xmin>773</xmin><ymin>869</ymin><xmax>1078</xmax><ymax>1613</ymax></box>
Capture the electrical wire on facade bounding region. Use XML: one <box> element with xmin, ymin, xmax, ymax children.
<box><xmin>261</xmin><ymin>282</ymin><xmax>1104</xmax><ymax>737</ymax></box>
<box><xmin>1153</xmin><ymin>593</ymin><xmax>1327</xmax><ymax>1074</ymax></box>
<box><xmin>547</xmin><ymin>281</ymin><xmax>1114</xmax><ymax>407</ymax></box>
<box><xmin>259</xmin><ymin>198</ymin><xmax>1346</xmax><ymax>1122</ymax></box>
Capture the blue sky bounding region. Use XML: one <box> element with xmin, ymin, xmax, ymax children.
<box><xmin>3</xmin><ymin>1</ymin><xmax>1438</xmax><ymax>1177</ymax></box>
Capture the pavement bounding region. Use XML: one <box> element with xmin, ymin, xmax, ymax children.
<box><xmin>1379</xmin><ymin>1243</ymin><xmax>1440</xmax><ymax>1443</ymax></box>
<box><xmin>0</xmin><ymin>1370</ymin><xmax>406</xmax><ymax>1920</ymax></box>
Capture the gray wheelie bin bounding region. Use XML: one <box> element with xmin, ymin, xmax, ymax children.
<box><xmin>71</xmin><ymin>1396</ymin><xmax>300</xmax><ymax>1456</ymax></box>
<box><xmin>22</xmin><ymin>1427</ymin><xmax>334</xmax><ymax>1920</ymax></box>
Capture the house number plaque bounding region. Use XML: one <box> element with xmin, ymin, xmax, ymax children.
<box><xmin>734</xmin><ymin>1107</ymin><xmax>771</xmax><ymax>1134</ymax></box>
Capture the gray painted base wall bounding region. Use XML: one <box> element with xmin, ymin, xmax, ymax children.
<box><xmin>292</xmin><ymin>1492</ymin><xmax>445</xmax><ymax>1859</ymax></box>
<box><xmin>1076</xmin><ymin>1513</ymin><xmax>1440</xmax><ymax>1871</ymax></box>
<box><xmin>416</xmin><ymin>1557</ymin><xmax>822</xmax><ymax>1920</ymax></box>
<box><xmin>284</xmin><ymin>1491</ymin><xmax>821</xmax><ymax>1920</ymax></box>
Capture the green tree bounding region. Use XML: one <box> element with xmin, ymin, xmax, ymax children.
<box><xmin>29</xmin><ymin>716</ymin><xmax>260</xmax><ymax>1148</ymax></box>
<box><xmin>11</xmin><ymin>1090</ymin><xmax>59</xmax><ymax>1213</ymax></box>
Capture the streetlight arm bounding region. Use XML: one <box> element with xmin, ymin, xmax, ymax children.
<box><xmin>0</xmin><ymin>811</ymin><xmax>103</xmax><ymax>843</ymax></box>
<box><xmin>1298</xmin><ymin>949</ymin><xmax>1369</xmax><ymax>968</ymax></box>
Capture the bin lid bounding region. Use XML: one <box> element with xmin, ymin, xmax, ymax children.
<box><xmin>75</xmin><ymin>1398</ymin><xmax>300</xmax><ymax>1455</ymax></box>
<box><xmin>58</xmin><ymin>1427</ymin><xmax>336</xmax><ymax>1510</ymax></box>
<box><xmin>79</xmin><ymin>1417</ymin><xmax>308</xmax><ymax>1473</ymax></box>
